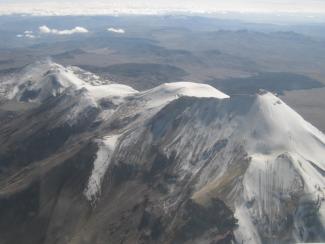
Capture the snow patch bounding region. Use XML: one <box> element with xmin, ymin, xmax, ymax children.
<box><xmin>84</xmin><ymin>135</ymin><xmax>120</xmax><ymax>205</ymax></box>
<box><xmin>235</xmin><ymin>205</ymin><xmax>262</xmax><ymax>244</ymax></box>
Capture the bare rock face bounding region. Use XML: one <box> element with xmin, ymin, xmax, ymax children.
<box><xmin>0</xmin><ymin>61</ymin><xmax>324</xmax><ymax>244</ymax></box>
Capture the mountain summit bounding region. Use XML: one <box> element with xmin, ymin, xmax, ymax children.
<box><xmin>0</xmin><ymin>61</ymin><xmax>324</xmax><ymax>244</ymax></box>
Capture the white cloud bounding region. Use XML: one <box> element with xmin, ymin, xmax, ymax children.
<box><xmin>25</xmin><ymin>33</ymin><xmax>36</xmax><ymax>38</ymax></box>
<box><xmin>39</xmin><ymin>25</ymin><xmax>89</xmax><ymax>35</ymax></box>
<box><xmin>39</xmin><ymin>25</ymin><xmax>51</xmax><ymax>33</ymax></box>
<box><xmin>17</xmin><ymin>30</ymin><xmax>37</xmax><ymax>38</ymax></box>
<box><xmin>107</xmin><ymin>27</ymin><xmax>125</xmax><ymax>34</ymax></box>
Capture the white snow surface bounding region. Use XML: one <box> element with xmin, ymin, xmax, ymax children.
<box><xmin>137</xmin><ymin>82</ymin><xmax>229</xmax><ymax>109</ymax></box>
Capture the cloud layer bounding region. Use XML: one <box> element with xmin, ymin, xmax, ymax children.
<box><xmin>1</xmin><ymin>0</ymin><xmax>325</xmax><ymax>16</ymax></box>
<box><xmin>39</xmin><ymin>25</ymin><xmax>89</xmax><ymax>35</ymax></box>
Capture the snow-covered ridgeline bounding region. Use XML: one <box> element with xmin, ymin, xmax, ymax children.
<box><xmin>136</xmin><ymin>82</ymin><xmax>229</xmax><ymax>109</ymax></box>
<box><xmin>2</xmin><ymin>61</ymin><xmax>229</xmax><ymax>109</ymax></box>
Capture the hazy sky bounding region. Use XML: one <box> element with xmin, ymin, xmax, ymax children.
<box><xmin>0</xmin><ymin>0</ymin><xmax>325</xmax><ymax>15</ymax></box>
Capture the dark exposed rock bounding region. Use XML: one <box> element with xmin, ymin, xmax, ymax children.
<box><xmin>20</xmin><ymin>88</ymin><xmax>41</xmax><ymax>102</ymax></box>
<box><xmin>172</xmin><ymin>199</ymin><xmax>237</xmax><ymax>243</ymax></box>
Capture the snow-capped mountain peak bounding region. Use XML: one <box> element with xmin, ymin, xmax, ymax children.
<box><xmin>2</xmin><ymin>60</ymin><xmax>138</xmax><ymax>103</ymax></box>
<box><xmin>233</xmin><ymin>92</ymin><xmax>325</xmax><ymax>243</ymax></box>
<box><xmin>1</xmin><ymin>62</ymin><xmax>324</xmax><ymax>244</ymax></box>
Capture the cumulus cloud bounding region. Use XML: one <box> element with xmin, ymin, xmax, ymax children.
<box><xmin>39</xmin><ymin>25</ymin><xmax>89</xmax><ymax>35</ymax></box>
<box><xmin>107</xmin><ymin>27</ymin><xmax>125</xmax><ymax>34</ymax></box>
<box><xmin>39</xmin><ymin>25</ymin><xmax>51</xmax><ymax>33</ymax></box>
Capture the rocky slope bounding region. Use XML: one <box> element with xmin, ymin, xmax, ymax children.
<box><xmin>0</xmin><ymin>61</ymin><xmax>324</xmax><ymax>244</ymax></box>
